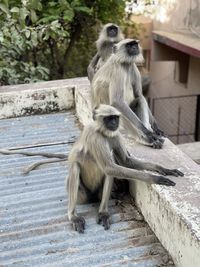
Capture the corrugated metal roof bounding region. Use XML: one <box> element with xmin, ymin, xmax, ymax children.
<box><xmin>0</xmin><ymin>111</ymin><xmax>174</xmax><ymax>267</ymax></box>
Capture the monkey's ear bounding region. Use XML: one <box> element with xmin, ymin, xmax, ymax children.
<box><xmin>112</xmin><ymin>45</ymin><xmax>117</xmax><ymax>54</ymax></box>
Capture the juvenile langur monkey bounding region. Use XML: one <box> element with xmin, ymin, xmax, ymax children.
<box><xmin>92</xmin><ymin>39</ymin><xmax>164</xmax><ymax>149</ymax></box>
<box><xmin>66</xmin><ymin>104</ymin><xmax>183</xmax><ymax>233</ymax></box>
<box><xmin>87</xmin><ymin>23</ymin><xmax>124</xmax><ymax>82</ymax></box>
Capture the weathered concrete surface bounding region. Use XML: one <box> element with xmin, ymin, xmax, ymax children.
<box><xmin>178</xmin><ymin>142</ymin><xmax>200</xmax><ymax>164</ymax></box>
<box><xmin>75</xmin><ymin>82</ymin><xmax>200</xmax><ymax>267</ymax></box>
<box><xmin>0</xmin><ymin>79</ymin><xmax>77</xmax><ymax>119</ymax></box>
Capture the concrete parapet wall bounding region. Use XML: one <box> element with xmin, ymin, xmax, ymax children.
<box><xmin>0</xmin><ymin>79</ymin><xmax>76</xmax><ymax>119</ymax></box>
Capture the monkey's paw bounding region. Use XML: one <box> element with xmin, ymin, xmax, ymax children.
<box><xmin>152</xmin><ymin>138</ymin><xmax>164</xmax><ymax>149</ymax></box>
<box><xmin>159</xmin><ymin>168</ymin><xmax>184</xmax><ymax>177</ymax></box>
<box><xmin>155</xmin><ymin>176</ymin><xmax>176</xmax><ymax>186</ymax></box>
<box><xmin>145</xmin><ymin>131</ymin><xmax>164</xmax><ymax>149</ymax></box>
<box><xmin>152</xmin><ymin>123</ymin><xmax>167</xmax><ymax>137</ymax></box>
<box><xmin>154</xmin><ymin>128</ymin><xmax>167</xmax><ymax>138</ymax></box>
<box><xmin>72</xmin><ymin>216</ymin><xmax>85</xmax><ymax>233</ymax></box>
<box><xmin>97</xmin><ymin>212</ymin><xmax>111</xmax><ymax>230</ymax></box>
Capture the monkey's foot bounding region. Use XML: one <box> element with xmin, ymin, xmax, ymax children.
<box><xmin>72</xmin><ymin>216</ymin><xmax>85</xmax><ymax>233</ymax></box>
<box><xmin>97</xmin><ymin>212</ymin><xmax>111</xmax><ymax>230</ymax></box>
<box><xmin>155</xmin><ymin>176</ymin><xmax>176</xmax><ymax>186</ymax></box>
<box><xmin>159</xmin><ymin>168</ymin><xmax>184</xmax><ymax>177</ymax></box>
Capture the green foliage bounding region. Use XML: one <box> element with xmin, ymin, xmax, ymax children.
<box><xmin>0</xmin><ymin>0</ymin><xmax>125</xmax><ymax>85</ymax></box>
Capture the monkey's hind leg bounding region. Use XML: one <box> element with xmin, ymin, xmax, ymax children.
<box><xmin>67</xmin><ymin>162</ymin><xmax>86</xmax><ymax>233</ymax></box>
<box><xmin>97</xmin><ymin>176</ymin><xmax>113</xmax><ymax>230</ymax></box>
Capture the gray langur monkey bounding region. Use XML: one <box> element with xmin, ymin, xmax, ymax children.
<box><xmin>87</xmin><ymin>23</ymin><xmax>151</xmax><ymax>94</ymax></box>
<box><xmin>92</xmin><ymin>39</ymin><xmax>165</xmax><ymax>149</ymax></box>
<box><xmin>87</xmin><ymin>23</ymin><xmax>124</xmax><ymax>82</ymax></box>
<box><xmin>66</xmin><ymin>104</ymin><xmax>183</xmax><ymax>233</ymax></box>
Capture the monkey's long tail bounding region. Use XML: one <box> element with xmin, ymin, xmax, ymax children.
<box><xmin>22</xmin><ymin>158</ymin><xmax>67</xmax><ymax>175</ymax></box>
<box><xmin>0</xmin><ymin>149</ymin><xmax>67</xmax><ymax>159</ymax></box>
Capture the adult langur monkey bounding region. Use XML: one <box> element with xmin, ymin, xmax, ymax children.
<box><xmin>66</xmin><ymin>104</ymin><xmax>183</xmax><ymax>233</ymax></box>
<box><xmin>87</xmin><ymin>23</ymin><xmax>124</xmax><ymax>82</ymax></box>
<box><xmin>87</xmin><ymin>23</ymin><xmax>151</xmax><ymax>94</ymax></box>
<box><xmin>92</xmin><ymin>39</ymin><xmax>164</xmax><ymax>149</ymax></box>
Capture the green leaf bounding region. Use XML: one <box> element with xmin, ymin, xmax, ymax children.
<box><xmin>10</xmin><ymin>7</ymin><xmax>19</xmax><ymax>13</ymax></box>
<box><xmin>63</xmin><ymin>9</ymin><xmax>74</xmax><ymax>21</ymax></box>
<box><xmin>19</xmin><ymin>7</ymin><xmax>29</xmax><ymax>28</ymax></box>
<box><xmin>2</xmin><ymin>0</ymin><xmax>8</xmax><ymax>8</ymax></box>
<box><xmin>74</xmin><ymin>6</ymin><xmax>92</xmax><ymax>14</ymax></box>
<box><xmin>19</xmin><ymin>7</ymin><xmax>29</xmax><ymax>20</ymax></box>
<box><xmin>31</xmin><ymin>31</ymin><xmax>38</xmax><ymax>46</ymax></box>
<box><xmin>59</xmin><ymin>0</ymin><xmax>70</xmax><ymax>9</ymax></box>
<box><xmin>0</xmin><ymin>3</ymin><xmax>10</xmax><ymax>15</ymax></box>
<box><xmin>25</xmin><ymin>29</ymin><xmax>31</xmax><ymax>39</ymax></box>
<box><xmin>43</xmin><ymin>30</ymin><xmax>50</xmax><ymax>40</ymax></box>
<box><xmin>0</xmin><ymin>32</ymin><xmax>4</xmax><ymax>43</ymax></box>
<box><xmin>30</xmin><ymin>9</ymin><xmax>37</xmax><ymax>23</ymax></box>
<box><xmin>30</xmin><ymin>0</ymin><xmax>39</xmax><ymax>9</ymax></box>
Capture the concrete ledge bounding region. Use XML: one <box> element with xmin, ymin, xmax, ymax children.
<box><xmin>75</xmin><ymin>83</ymin><xmax>200</xmax><ymax>267</ymax></box>
<box><xmin>0</xmin><ymin>79</ymin><xmax>80</xmax><ymax>119</ymax></box>
<box><xmin>178</xmin><ymin>142</ymin><xmax>200</xmax><ymax>164</ymax></box>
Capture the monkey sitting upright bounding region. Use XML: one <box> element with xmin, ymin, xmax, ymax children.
<box><xmin>92</xmin><ymin>38</ymin><xmax>165</xmax><ymax>149</ymax></box>
<box><xmin>66</xmin><ymin>104</ymin><xmax>183</xmax><ymax>233</ymax></box>
<box><xmin>87</xmin><ymin>23</ymin><xmax>124</xmax><ymax>82</ymax></box>
<box><xmin>87</xmin><ymin>23</ymin><xmax>151</xmax><ymax>94</ymax></box>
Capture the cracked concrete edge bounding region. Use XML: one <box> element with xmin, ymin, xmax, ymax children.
<box><xmin>0</xmin><ymin>81</ymin><xmax>75</xmax><ymax>119</ymax></box>
<box><xmin>74</xmin><ymin>81</ymin><xmax>200</xmax><ymax>267</ymax></box>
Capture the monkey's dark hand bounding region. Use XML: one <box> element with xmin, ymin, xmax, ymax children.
<box><xmin>152</xmin><ymin>138</ymin><xmax>164</xmax><ymax>149</ymax></box>
<box><xmin>72</xmin><ymin>216</ymin><xmax>85</xmax><ymax>233</ymax></box>
<box><xmin>144</xmin><ymin>129</ymin><xmax>164</xmax><ymax>149</ymax></box>
<box><xmin>158</xmin><ymin>168</ymin><xmax>184</xmax><ymax>177</ymax></box>
<box><xmin>152</xmin><ymin>122</ymin><xmax>167</xmax><ymax>137</ymax></box>
<box><xmin>154</xmin><ymin>176</ymin><xmax>176</xmax><ymax>186</ymax></box>
<box><xmin>97</xmin><ymin>212</ymin><xmax>111</xmax><ymax>230</ymax></box>
<box><xmin>154</xmin><ymin>128</ymin><xmax>167</xmax><ymax>138</ymax></box>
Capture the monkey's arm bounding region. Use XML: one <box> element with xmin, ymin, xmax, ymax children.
<box><xmin>109</xmin><ymin>76</ymin><xmax>159</xmax><ymax>147</ymax></box>
<box><xmin>87</xmin><ymin>53</ymin><xmax>100</xmax><ymax>82</ymax></box>
<box><xmin>148</xmin><ymin>107</ymin><xmax>166</xmax><ymax>137</ymax></box>
<box><xmin>98</xmin><ymin>175</ymin><xmax>113</xmax><ymax>230</ymax></box>
<box><xmin>113</xmin><ymin>135</ymin><xmax>184</xmax><ymax>177</ymax></box>
<box><xmin>91</xmin><ymin>136</ymin><xmax>176</xmax><ymax>186</ymax></box>
<box><xmin>133</xmin><ymin>65</ymin><xmax>152</xmax><ymax>131</ymax></box>
<box><xmin>67</xmin><ymin>162</ymin><xmax>85</xmax><ymax>233</ymax></box>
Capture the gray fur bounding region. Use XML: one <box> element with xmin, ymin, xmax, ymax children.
<box><xmin>87</xmin><ymin>23</ymin><xmax>124</xmax><ymax>82</ymax></box>
<box><xmin>92</xmin><ymin>39</ymin><xmax>164</xmax><ymax>148</ymax></box>
<box><xmin>66</xmin><ymin>105</ymin><xmax>183</xmax><ymax>233</ymax></box>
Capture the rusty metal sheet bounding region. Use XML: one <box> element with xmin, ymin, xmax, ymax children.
<box><xmin>0</xmin><ymin>111</ymin><xmax>174</xmax><ymax>267</ymax></box>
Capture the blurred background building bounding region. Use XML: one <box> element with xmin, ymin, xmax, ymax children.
<box><xmin>126</xmin><ymin>0</ymin><xmax>200</xmax><ymax>145</ymax></box>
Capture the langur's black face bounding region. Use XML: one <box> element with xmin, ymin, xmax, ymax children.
<box><xmin>107</xmin><ymin>25</ymin><xmax>118</xmax><ymax>38</ymax></box>
<box><xmin>126</xmin><ymin>40</ymin><xmax>139</xmax><ymax>56</ymax></box>
<box><xmin>103</xmin><ymin>115</ymin><xmax>119</xmax><ymax>131</ymax></box>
